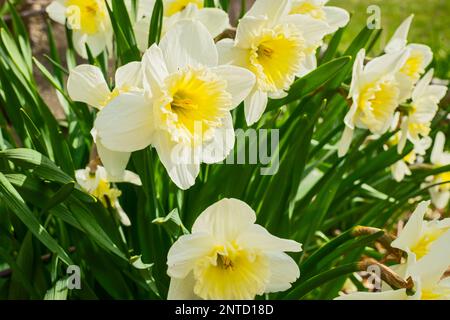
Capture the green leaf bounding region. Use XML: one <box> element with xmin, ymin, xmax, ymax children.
<box><xmin>267</xmin><ymin>56</ymin><xmax>352</xmax><ymax>110</ymax></box>
<box><xmin>0</xmin><ymin>172</ymin><xmax>73</xmax><ymax>266</ymax></box>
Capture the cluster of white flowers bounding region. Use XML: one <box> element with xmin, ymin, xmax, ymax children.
<box><xmin>338</xmin><ymin>16</ymin><xmax>449</xmax><ymax>208</ymax></box>
<box><xmin>45</xmin><ymin>0</ymin><xmax>449</xmax><ymax>300</ymax></box>
<box><xmin>338</xmin><ymin>201</ymin><xmax>450</xmax><ymax>300</ymax></box>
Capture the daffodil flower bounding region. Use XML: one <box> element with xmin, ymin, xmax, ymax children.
<box><xmin>338</xmin><ymin>49</ymin><xmax>410</xmax><ymax>157</ymax></box>
<box><xmin>46</xmin><ymin>0</ymin><xmax>113</xmax><ymax>58</ymax></box>
<box><xmin>95</xmin><ymin>21</ymin><xmax>255</xmax><ymax>190</ymax></box>
<box><xmin>397</xmin><ymin>69</ymin><xmax>448</xmax><ymax>152</ymax></box>
<box><xmin>166</xmin><ymin>198</ymin><xmax>302</xmax><ymax>300</ymax></box>
<box><xmin>390</xmin><ymin>134</ymin><xmax>431</xmax><ymax>182</ymax></box>
<box><xmin>76</xmin><ymin>166</ymin><xmax>142</xmax><ymax>226</ymax></box>
<box><xmin>67</xmin><ymin>62</ymin><xmax>145</xmax><ymax>179</ymax></box>
<box><xmin>217</xmin><ymin>0</ymin><xmax>331</xmax><ymax>125</ymax></box>
<box><xmin>427</xmin><ymin>132</ymin><xmax>450</xmax><ymax>209</ymax></box>
<box><xmin>391</xmin><ymin>201</ymin><xmax>450</xmax><ymax>263</ymax></box>
<box><xmin>385</xmin><ymin>15</ymin><xmax>433</xmax><ymax>102</ymax></box>
<box><xmin>336</xmin><ymin>254</ymin><xmax>450</xmax><ymax>300</ymax></box>
<box><xmin>133</xmin><ymin>0</ymin><xmax>229</xmax><ymax>52</ymax></box>
<box><xmin>290</xmin><ymin>0</ymin><xmax>349</xmax><ymax>33</ymax></box>
<box><xmin>337</xmin><ymin>201</ymin><xmax>450</xmax><ymax>300</ymax></box>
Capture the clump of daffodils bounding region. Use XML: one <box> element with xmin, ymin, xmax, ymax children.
<box><xmin>339</xmin><ymin>16</ymin><xmax>447</xmax><ymax>158</ymax></box>
<box><xmin>217</xmin><ymin>0</ymin><xmax>347</xmax><ymax>125</ymax></box>
<box><xmin>166</xmin><ymin>198</ymin><xmax>302</xmax><ymax>300</ymax></box>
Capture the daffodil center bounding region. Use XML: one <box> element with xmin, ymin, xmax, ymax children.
<box><xmin>400</xmin><ymin>51</ymin><xmax>425</xmax><ymax>81</ymax></box>
<box><xmin>65</xmin><ymin>0</ymin><xmax>107</xmax><ymax>34</ymax></box>
<box><xmin>357</xmin><ymin>78</ymin><xmax>400</xmax><ymax>133</ymax></box>
<box><xmin>193</xmin><ymin>242</ymin><xmax>270</xmax><ymax>300</ymax></box>
<box><xmin>165</xmin><ymin>0</ymin><xmax>203</xmax><ymax>17</ymax></box>
<box><xmin>87</xmin><ymin>177</ymin><xmax>122</xmax><ymax>208</ymax></box>
<box><xmin>163</xmin><ymin>67</ymin><xmax>232</xmax><ymax>145</ymax></box>
<box><xmin>411</xmin><ymin>229</ymin><xmax>448</xmax><ymax>260</ymax></box>
<box><xmin>249</xmin><ymin>25</ymin><xmax>306</xmax><ymax>93</ymax></box>
<box><xmin>290</xmin><ymin>1</ymin><xmax>326</xmax><ymax>20</ymax></box>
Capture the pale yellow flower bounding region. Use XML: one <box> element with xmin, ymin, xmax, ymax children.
<box><xmin>217</xmin><ymin>0</ymin><xmax>331</xmax><ymax>125</ymax></box>
<box><xmin>166</xmin><ymin>198</ymin><xmax>302</xmax><ymax>300</ymax></box>
<box><xmin>46</xmin><ymin>0</ymin><xmax>112</xmax><ymax>58</ymax></box>
<box><xmin>76</xmin><ymin>166</ymin><xmax>142</xmax><ymax>226</ymax></box>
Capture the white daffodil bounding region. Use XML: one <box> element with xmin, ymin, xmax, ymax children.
<box><xmin>67</xmin><ymin>62</ymin><xmax>145</xmax><ymax>179</ymax></box>
<box><xmin>391</xmin><ymin>201</ymin><xmax>450</xmax><ymax>263</ymax></box>
<box><xmin>338</xmin><ymin>49</ymin><xmax>410</xmax><ymax>157</ymax></box>
<box><xmin>46</xmin><ymin>0</ymin><xmax>113</xmax><ymax>58</ymax></box>
<box><xmin>397</xmin><ymin>69</ymin><xmax>448</xmax><ymax>152</ymax></box>
<box><xmin>133</xmin><ymin>0</ymin><xmax>229</xmax><ymax>52</ymax></box>
<box><xmin>76</xmin><ymin>166</ymin><xmax>142</xmax><ymax>226</ymax></box>
<box><xmin>337</xmin><ymin>201</ymin><xmax>450</xmax><ymax>300</ymax></box>
<box><xmin>427</xmin><ymin>132</ymin><xmax>450</xmax><ymax>209</ymax></box>
<box><xmin>217</xmin><ymin>0</ymin><xmax>331</xmax><ymax>125</ymax></box>
<box><xmin>290</xmin><ymin>0</ymin><xmax>349</xmax><ymax>33</ymax></box>
<box><xmin>95</xmin><ymin>20</ymin><xmax>255</xmax><ymax>190</ymax></box>
<box><xmin>336</xmin><ymin>232</ymin><xmax>450</xmax><ymax>300</ymax></box>
<box><xmin>385</xmin><ymin>15</ymin><xmax>433</xmax><ymax>102</ymax></box>
<box><xmin>166</xmin><ymin>198</ymin><xmax>302</xmax><ymax>300</ymax></box>
<box><xmin>390</xmin><ymin>135</ymin><xmax>431</xmax><ymax>182</ymax></box>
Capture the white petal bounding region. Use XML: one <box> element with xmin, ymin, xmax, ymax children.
<box><xmin>95</xmin><ymin>92</ymin><xmax>154</xmax><ymax>152</ymax></box>
<box><xmin>391</xmin><ymin>201</ymin><xmax>429</xmax><ymax>252</ymax></box>
<box><xmin>284</xmin><ymin>14</ymin><xmax>331</xmax><ymax>47</ymax></box>
<box><xmin>349</xmin><ymin>49</ymin><xmax>366</xmax><ymax>97</ymax></box>
<box><xmin>335</xmin><ymin>289</ymin><xmax>408</xmax><ymax>300</ymax></box>
<box><xmin>134</xmin><ymin>17</ymin><xmax>151</xmax><ymax>52</ymax></box>
<box><xmin>385</xmin><ymin>15</ymin><xmax>414</xmax><ymax>53</ymax></box>
<box><xmin>338</xmin><ymin>125</ymin><xmax>354</xmax><ymax>158</ymax></box>
<box><xmin>201</xmin><ymin>113</ymin><xmax>236</xmax><ymax>164</ymax></box>
<box><xmin>114</xmin><ymin>200</ymin><xmax>132</xmax><ymax>227</ymax></box>
<box><xmin>84</xmin><ymin>31</ymin><xmax>112</xmax><ymax>57</ymax></box>
<box><xmin>244</xmin><ymin>89</ymin><xmax>268</xmax><ymax>126</ymax></box>
<box><xmin>196</xmin><ymin>8</ymin><xmax>230</xmax><ymax>38</ymax></box>
<box><xmin>167</xmin><ymin>273</ymin><xmax>199</xmax><ymax>300</ymax></box>
<box><xmin>153</xmin><ymin>131</ymin><xmax>201</xmax><ymax>190</ymax></box>
<box><xmin>323</xmin><ymin>6</ymin><xmax>350</xmax><ymax>32</ymax></box>
<box><xmin>365</xmin><ymin>49</ymin><xmax>410</xmax><ymax>78</ymax></box>
<box><xmin>142</xmin><ymin>44</ymin><xmax>170</xmax><ymax>92</ymax></box>
<box><xmin>46</xmin><ymin>0</ymin><xmax>67</xmax><ymax>25</ymax></box>
<box><xmin>246</xmin><ymin>0</ymin><xmax>291</xmax><ymax>25</ymax></box>
<box><xmin>430</xmin><ymin>188</ymin><xmax>450</xmax><ymax>210</ymax></box>
<box><xmin>431</xmin><ymin>132</ymin><xmax>446</xmax><ymax>165</ymax></box>
<box><xmin>236</xmin><ymin>224</ymin><xmax>302</xmax><ymax>253</ymax></box>
<box><xmin>298</xmin><ymin>52</ymin><xmax>318</xmax><ymax>77</ymax></box>
<box><xmin>115</xmin><ymin>61</ymin><xmax>143</xmax><ymax>89</ymax></box>
<box><xmin>216</xmin><ymin>39</ymin><xmax>249</xmax><ymax>66</ymax></box>
<box><xmin>234</xmin><ymin>16</ymin><xmax>267</xmax><ymax>49</ymax></box>
<box><xmin>167</xmin><ymin>233</ymin><xmax>215</xmax><ymax>278</ymax></box>
<box><xmin>391</xmin><ymin>160</ymin><xmax>411</xmax><ymax>182</ymax></box>
<box><xmin>95</xmin><ymin>137</ymin><xmax>132</xmax><ymax>181</ymax></box>
<box><xmin>159</xmin><ymin>20</ymin><xmax>218</xmax><ymax>72</ymax></box>
<box><xmin>67</xmin><ymin>65</ymin><xmax>110</xmax><ymax>109</ymax></box>
<box><xmin>192</xmin><ymin>198</ymin><xmax>257</xmax><ymax>242</ymax></box>
<box><xmin>265</xmin><ymin>252</ymin><xmax>300</xmax><ymax>293</ymax></box>
<box><xmin>211</xmin><ymin>65</ymin><xmax>256</xmax><ymax>109</ymax></box>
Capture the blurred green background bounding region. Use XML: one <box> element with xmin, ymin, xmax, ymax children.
<box><xmin>329</xmin><ymin>0</ymin><xmax>450</xmax><ymax>78</ymax></box>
